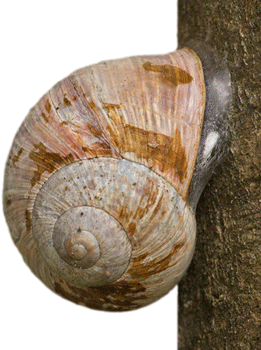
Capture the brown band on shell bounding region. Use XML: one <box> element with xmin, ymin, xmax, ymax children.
<box><xmin>12</xmin><ymin>148</ymin><xmax>24</xmax><ymax>166</ymax></box>
<box><xmin>142</xmin><ymin>61</ymin><xmax>193</xmax><ymax>86</ymax></box>
<box><xmin>29</xmin><ymin>142</ymin><xmax>75</xmax><ymax>187</ymax></box>
<box><xmin>70</xmin><ymin>47</ymin><xmax>205</xmax><ymax>199</ymax></box>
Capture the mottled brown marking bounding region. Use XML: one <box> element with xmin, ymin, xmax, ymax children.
<box><xmin>128</xmin><ymin>222</ymin><xmax>137</xmax><ymax>237</ymax></box>
<box><xmin>129</xmin><ymin>242</ymin><xmax>185</xmax><ymax>283</ymax></box>
<box><xmin>142</xmin><ymin>61</ymin><xmax>193</xmax><ymax>86</ymax></box>
<box><xmin>103</xmin><ymin>103</ymin><xmax>123</xmax><ymax>127</ymax></box>
<box><xmin>63</xmin><ymin>96</ymin><xmax>72</xmax><ymax>106</ymax></box>
<box><xmin>25</xmin><ymin>209</ymin><xmax>32</xmax><ymax>233</ymax></box>
<box><xmin>84</xmin><ymin>113</ymin><xmax>114</xmax><ymax>156</ymax></box>
<box><xmin>45</xmin><ymin>99</ymin><xmax>51</xmax><ymax>114</ymax></box>
<box><xmin>29</xmin><ymin>143</ymin><xmax>75</xmax><ymax>187</ymax></box>
<box><xmin>161</xmin><ymin>210</ymin><xmax>167</xmax><ymax>217</ymax></box>
<box><xmin>132</xmin><ymin>177</ymin><xmax>159</xmax><ymax>224</ymax></box>
<box><xmin>41</xmin><ymin>112</ymin><xmax>49</xmax><ymax>123</ymax></box>
<box><xmin>89</xmin><ymin>101</ymin><xmax>99</xmax><ymax>114</ymax></box>
<box><xmin>123</xmin><ymin>126</ymin><xmax>188</xmax><ymax>183</ymax></box>
<box><xmin>103</xmin><ymin>103</ymin><xmax>122</xmax><ymax>112</ymax></box>
<box><xmin>86</xmin><ymin>122</ymin><xmax>104</xmax><ymax>139</ymax></box>
<box><xmin>79</xmin><ymin>96</ymin><xmax>116</xmax><ymax>155</ymax></box>
<box><xmin>60</xmin><ymin>121</ymin><xmax>69</xmax><ymax>126</ymax></box>
<box><xmin>116</xmin><ymin>206</ymin><xmax>136</xmax><ymax>237</ymax></box>
<box><xmin>174</xmin><ymin>129</ymin><xmax>188</xmax><ymax>182</ymax></box>
<box><xmin>115</xmin><ymin>179</ymin><xmax>161</xmax><ymax>238</ymax></box>
<box><xmin>77</xmin><ymin>136</ymin><xmax>86</xmax><ymax>150</ymax></box>
<box><xmin>103</xmin><ymin>103</ymin><xmax>124</xmax><ymax>149</ymax></box>
<box><xmin>132</xmin><ymin>251</ymin><xmax>149</xmax><ymax>262</ymax></box>
<box><xmin>12</xmin><ymin>148</ymin><xmax>24</xmax><ymax>166</ymax></box>
<box><xmin>117</xmin><ymin>206</ymin><xmax>129</xmax><ymax>220</ymax></box>
<box><xmin>54</xmin><ymin>279</ymin><xmax>146</xmax><ymax>311</ymax></box>
<box><xmin>6</xmin><ymin>198</ymin><xmax>12</xmax><ymax>206</ymax></box>
<box><xmin>88</xmin><ymin>101</ymin><xmax>121</xmax><ymax>156</ymax></box>
<box><xmin>89</xmin><ymin>141</ymin><xmax>112</xmax><ymax>156</ymax></box>
<box><xmin>55</xmin><ymin>233</ymin><xmax>183</xmax><ymax>309</ymax></box>
<box><xmin>149</xmin><ymin>192</ymin><xmax>165</xmax><ymax>221</ymax></box>
<box><xmin>103</xmin><ymin>102</ymin><xmax>188</xmax><ymax>182</ymax></box>
<box><xmin>75</xmin><ymin>136</ymin><xmax>89</xmax><ymax>153</ymax></box>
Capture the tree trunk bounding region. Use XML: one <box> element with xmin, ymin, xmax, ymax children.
<box><xmin>178</xmin><ymin>1</ymin><xmax>261</xmax><ymax>349</ymax></box>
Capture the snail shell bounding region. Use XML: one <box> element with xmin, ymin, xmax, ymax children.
<box><xmin>3</xmin><ymin>43</ymin><xmax>231</xmax><ymax>311</ymax></box>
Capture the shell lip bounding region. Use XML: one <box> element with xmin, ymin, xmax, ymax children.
<box><xmin>184</xmin><ymin>40</ymin><xmax>232</xmax><ymax>210</ymax></box>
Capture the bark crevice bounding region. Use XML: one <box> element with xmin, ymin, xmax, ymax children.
<box><xmin>178</xmin><ymin>1</ymin><xmax>261</xmax><ymax>349</ymax></box>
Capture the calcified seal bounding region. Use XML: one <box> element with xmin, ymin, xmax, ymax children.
<box><xmin>3</xmin><ymin>42</ymin><xmax>231</xmax><ymax>311</ymax></box>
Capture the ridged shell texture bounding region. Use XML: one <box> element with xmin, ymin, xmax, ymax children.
<box><xmin>4</xmin><ymin>47</ymin><xmax>205</xmax><ymax>310</ymax></box>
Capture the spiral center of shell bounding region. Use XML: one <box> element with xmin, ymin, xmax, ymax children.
<box><xmin>53</xmin><ymin>213</ymin><xmax>101</xmax><ymax>269</ymax></box>
<box><xmin>64</xmin><ymin>231</ymin><xmax>97</xmax><ymax>261</ymax></box>
<box><xmin>31</xmin><ymin>157</ymin><xmax>192</xmax><ymax>289</ymax></box>
<box><xmin>32</xmin><ymin>163</ymin><xmax>134</xmax><ymax>287</ymax></box>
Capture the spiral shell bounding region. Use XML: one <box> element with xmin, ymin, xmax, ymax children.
<box><xmin>4</xmin><ymin>47</ymin><xmax>206</xmax><ymax>311</ymax></box>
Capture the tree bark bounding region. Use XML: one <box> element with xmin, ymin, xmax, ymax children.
<box><xmin>178</xmin><ymin>1</ymin><xmax>261</xmax><ymax>349</ymax></box>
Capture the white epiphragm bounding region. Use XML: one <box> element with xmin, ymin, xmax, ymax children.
<box><xmin>203</xmin><ymin>131</ymin><xmax>219</xmax><ymax>161</ymax></box>
<box><xmin>212</xmin><ymin>75</ymin><xmax>231</xmax><ymax>108</ymax></box>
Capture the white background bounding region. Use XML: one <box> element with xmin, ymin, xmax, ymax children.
<box><xmin>1</xmin><ymin>1</ymin><xmax>178</xmax><ymax>349</ymax></box>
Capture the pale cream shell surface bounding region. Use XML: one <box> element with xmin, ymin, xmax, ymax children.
<box><xmin>3</xmin><ymin>47</ymin><xmax>205</xmax><ymax>310</ymax></box>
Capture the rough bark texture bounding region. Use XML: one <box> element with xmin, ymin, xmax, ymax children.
<box><xmin>178</xmin><ymin>1</ymin><xmax>261</xmax><ymax>349</ymax></box>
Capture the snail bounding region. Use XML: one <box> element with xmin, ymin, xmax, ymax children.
<box><xmin>3</xmin><ymin>41</ymin><xmax>231</xmax><ymax>311</ymax></box>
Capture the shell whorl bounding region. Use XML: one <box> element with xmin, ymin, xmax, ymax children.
<box><xmin>4</xmin><ymin>47</ymin><xmax>205</xmax><ymax>310</ymax></box>
<box><xmin>32</xmin><ymin>157</ymin><xmax>195</xmax><ymax>292</ymax></box>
